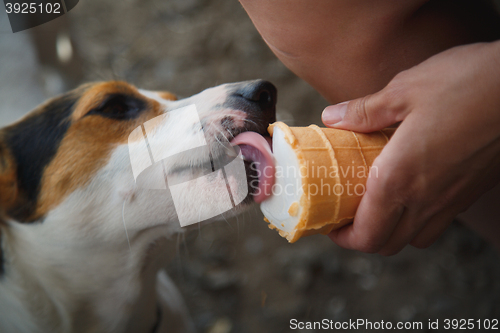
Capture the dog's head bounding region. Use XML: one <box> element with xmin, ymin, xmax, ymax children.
<box><xmin>0</xmin><ymin>80</ymin><xmax>276</xmax><ymax>252</ymax></box>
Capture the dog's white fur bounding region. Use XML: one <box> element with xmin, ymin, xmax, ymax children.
<box><xmin>0</xmin><ymin>81</ymin><xmax>269</xmax><ymax>333</ymax></box>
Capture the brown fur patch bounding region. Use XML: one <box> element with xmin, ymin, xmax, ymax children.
<box><xmin>71</xmin><ymin>82</ymin><xmax>155</xmax><ymax>120</ymax></box>
<box><xmin>0</xmin><ymin>141</ymin><xmax>18</xmax><ymax>217</ymax></box>
<box><xmin>34</xmin><ymin>82</ymin><xmax>165</xmax><ymax>219</ymax></box>
<box><xmin>156</xmin><ymin>92</ymin><xmax>177</xmax><ymax>101</ymax></box>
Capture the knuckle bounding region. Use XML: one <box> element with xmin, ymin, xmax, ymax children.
<box><xmin>382</xmin><ymin>157</ymin><xmax>434</xmax><ymax>207</ymax></box>
<box><xmin>410</xmin><ymin>236</ymin><xmax>437</xmax><ymax>249</ymax></box>
<box><xmin>379</xmin><ymin>247</ymin><xmax>402</xmax><ymax>256</ymax></box>
<box><xmin>411</xmin><ymin>238</ymin><xmax>434</xmax><ymax>249</ymax></box>
<box><xmin>348</xmin><ymin>96</ymin><xmax>373</xmax><ymax>127</ymax></box>
<box><xmin>356</xmin><ymin>238</ymin><xmax>384</xmax><ymax>254</ymax></box>
<box><xmin>373</xmin><ymin>160</ymin><xmax>416</xmax><ymax>205</ymax></box>
<box><xmin>380</xmin><ymin>76</ymin><xmax>411</xmax><ymax>120</ymax></box>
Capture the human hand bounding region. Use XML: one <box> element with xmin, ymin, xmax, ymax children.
<box><xmin>322</xmin><ymin>41</ymin><xmax>500</xmax><ymax>255</ymax></box>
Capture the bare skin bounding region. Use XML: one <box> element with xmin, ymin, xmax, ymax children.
<box><xmin>240</xmin><ymin>0</ymin><xmax>500</xmax><ymax>254</ymax></box>
<box><xmin>324</xmin><ymin>41</ymin><xmax>500</xmax><ymax>255</ymax></box>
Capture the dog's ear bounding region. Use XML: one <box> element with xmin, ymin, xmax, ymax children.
<box><xmin>0</xmin><ymin>140</ymin><xmax>17</xmax><ymax>216</ymax></box>
<box><xmin>0</xmin><ymin>89</ymin><xmax>80</xmax><ymax>222</ymax></box>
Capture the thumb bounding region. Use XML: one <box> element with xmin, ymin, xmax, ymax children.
<box><xmin>322</xmin><ymin>91</ymin><xmax>404</xmax><ymax>132</ymax></box>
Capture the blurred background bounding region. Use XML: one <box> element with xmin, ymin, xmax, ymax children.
<box><xmin>1</xmin><ymin>1</ymin><xmax>499</xmax><ymax>332</ymax></box>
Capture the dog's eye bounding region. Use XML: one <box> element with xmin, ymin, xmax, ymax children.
<box><xmin>87</xmin><ymin>94</ymin><xmax>145</xmax><ymax>120</ymax></box>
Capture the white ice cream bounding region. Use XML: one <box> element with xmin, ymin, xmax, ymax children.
<box><xmin>260</xmin><ymin>126</ymin><xmax>303</xmax><ymax>233</ymax></box>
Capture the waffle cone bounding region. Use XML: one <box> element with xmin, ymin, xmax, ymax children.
<box><xmin>265</xmin><ymin>122</ymin><xmax>395</xmax><ymax>242</ymax></box>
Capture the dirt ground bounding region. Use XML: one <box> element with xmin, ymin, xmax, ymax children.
<box><xmin>1</xmin><ymin>1</ymin><xmax>499</xmax><ymax>332</ymax></box>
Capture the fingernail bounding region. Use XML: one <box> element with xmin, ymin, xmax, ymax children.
<box><xmin>322</xmin><ymin>102</ymin><xmax>348</xmax><ymax>125</ymax></box>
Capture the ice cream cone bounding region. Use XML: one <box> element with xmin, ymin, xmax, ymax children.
<box><xmin>261</xmin><ymin>122</ymin><xmax>395</xmax><ymax>243</ymax></box>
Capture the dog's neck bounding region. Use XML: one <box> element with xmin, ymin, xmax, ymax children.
<box><xmin>0</xmin><ymin>220</ymin><xmax>168</xmax><ymax>333</ymax></box>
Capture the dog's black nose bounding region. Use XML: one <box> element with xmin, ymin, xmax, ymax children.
<box><xmin>225</xmin><ymin>80</ymin><xmax>277</xmax><ymax>134</ymax></box>
<box><xmin>237</xmin><ymin>80</ymin><xmax>277</xmax><ymax>114</ymax></box>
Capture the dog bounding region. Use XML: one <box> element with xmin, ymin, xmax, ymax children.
<box><xmin>0</xmin><ymin>79</ymin><xmax>277</xmax><ymax>333</ymax></box>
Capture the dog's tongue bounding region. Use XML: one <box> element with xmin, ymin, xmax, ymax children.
<box><xmin>231</xmin><ymin>132</ymin><xmax>275</xmax><ymax>203</ymax></box>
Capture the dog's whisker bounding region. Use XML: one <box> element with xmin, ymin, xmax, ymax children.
<box><xmin>226</xmin><ymin>127</ymin><xmax>235</xmax><ymax>139</ymax></box>
<box><xmin>214</xmin><ymin>125</ymin><xmax>229</xmax><ymax>139</ymax></box>
<box><xmin>275</xmin><ymin>116</ymin><xmax>295</xmax><ymax>123</ymax></box>
<box><xmin>204</xmin><ymin>119</ymin><xmax>228</xmax><ymax>149</ymax></box>
<box><xmin>235</xmin><ymin>210</ymin><xmax>240</xmax><ymax>241</ymax></box>
<box><xmin>205</xmin><ymin>118</ymin><xmax>219</xmax><ymax>136</ymax></box>
<box><xmin>220</xmin><ymin>211</ymin><xmax>234</xmax><ymax>231</ymax></box>
<box><xmin>181</xmin><ymin>232</ymin><xmax>188</xmax><ymax>257</ymax></box>
<box><xmin>243</xmin><ymin>119</ymin><xmax>259</xmax><ymax>128</ymax></box>
<box><xmin>121</xmin><ymin>200</ymin><xmax>132</xmax><ymax>252</ymax></box>
<box><xmin>175</xmin><ymin>232</ymin><xmax>182</xmax><ymax>257</ymax></box>
<box><xmin>197</xmin><ymin>220</ymin><xmax>202</xmax><ymax>239</ymax></box>
<box><xmin>214</xmin><ymin>133</ymin><xmax>226</xmax><ymax>148</ymax></box>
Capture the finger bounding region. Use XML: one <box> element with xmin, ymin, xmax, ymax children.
<box><xmin>410</xmin><ymin>212</ymin><xmax>456</xmax><ymax>249</ymax></box>
<box><xmin>410</xmin><ymin>174</ymin><xmax>493</xmax><ymax>250</ymax></box>
<box><xmin>328</xmin><ymin>176</ymin><xmax>405</xmax><ymax>253</ymax></box>
<box><xmin>322</xmin><ymin>88</ymin><xmax>409</xmax><ymax>132</ymax></box>
<box><xmin>377</xmin><ymin>209</ymin><xmax>426</xmax><ymax>256</ymax></box>
<box><xmin>378</xmin><ymin>194</ymin><xmax>465</xmax><ymax>255</ymax></box>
